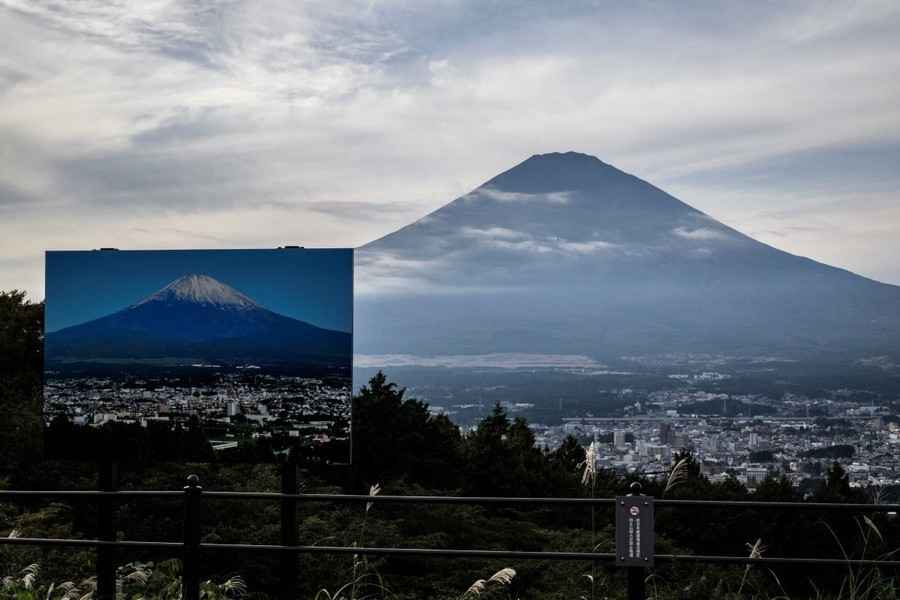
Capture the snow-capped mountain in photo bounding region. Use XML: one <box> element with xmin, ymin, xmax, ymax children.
<box><xmin>133</xmin><ymin>274</ymin><xmax>259</xmax><ymax>311</ymax></box>
<box><xmin>46</xmin><ymin>274</ymin><xmax>351</xmax><ymax>366</ymax></box>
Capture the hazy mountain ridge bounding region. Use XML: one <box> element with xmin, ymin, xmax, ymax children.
<box><xmin>355</xmin><ymin>152</ymin><xmax>900</xmax><ymax>361</ymax></box>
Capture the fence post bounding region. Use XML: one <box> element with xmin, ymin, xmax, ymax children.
<box><xmin>626</xmin><ymin>482</ymin><xmax>647</xmax><ymax>600</ymax></box>
<box><xmin>280</xmin><ymin>456</ymin><xmax>299</xmax><ymax>600</ymax></box>
<box><xmin>96</xmin><ymin>459</ymin><xmax>117</xmax><ymax>600</ymax></box>
<box><xmin>627</xmin><ymin>565</ymin><xmax>646</xmax><ymax>600</ymax></box>
<box><xmin>183</xmin><ymin>474</ymin><xmax>202</xmax><ymax>600</ymax></box>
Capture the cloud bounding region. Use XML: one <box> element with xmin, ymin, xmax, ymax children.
<box><xmin>460</xmin><ymin>226</ymin><xmax>530</xmax><ymax>241</ymax></box>
<box><xmin>1</xmin><ymin>0</ymin><xmax>900</xmax><ymax>299</ymax></box>
<box><xmin>458</xmin><ymin>227</ymin><xmax>616</xmax><ymax>255</ymax></box>
<box><xmin>557</xmin><ymin>240</ymin><xmax>617</xmax><ymax>254</ymax></box>
<box><xmin>306</xmin><ymin>200</ymin><xmax>421</xmax><ymax>221</ymax></box>
<box><xmin>470</xmin><ymin>188</ymin><xmax>573</xmax><ymax>205</ymax></box>
<box><xmin>672</xmin><ymin>227</ymin><xmax>730</xmax><ymax>241</ymax></box>
<box><xmin>354</xmin><ymin>249</ymin><xmax>447</xmax><ymax>295</ymax></box>
<box><xmin>489</xmin><ymin>239</ymin><xmax>555</xmax><ymax>254</ymax></box>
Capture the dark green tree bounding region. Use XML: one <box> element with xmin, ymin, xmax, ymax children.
<box><xmin>464</xmin><ymin>403</ymin><xmax>513</xmax><ymax>496</ymax></box>
<box><xmin>753</xmin><ymin>475</ymin><xmax>794</xmax><ymax>500</ymax></box>
<box><xmin>821</xmin><ymin>461</ymin><xmax>852</xmax><ymax>499</ymax></box>
<box><xmin>550</xmin><ymin>434</ymin><xmax>585</xmax><ymax>474</ymax></box>
<box><xmin>463</xmin><ymin>404</ymin><xmax>571</xmax><ymax>497</ymax></box>
<box><xmin>352</xmin><ymin>371</ymin><xmax>464</xmax><ymax>489</ymax></box>
<box><xmin>0</xmin><ymin>291</ymin><xmax>43</xmax><ymax>472</ymax></box>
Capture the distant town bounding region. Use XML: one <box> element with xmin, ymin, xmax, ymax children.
<box><xmin>44</xmin><ymin>373</ymin><xmax>351</xmax><ymax>446</ymax></box>
<box><xmin>412</xmin><ymin>367</ymin><xmax>900</xmax><ymax>493</ymax></box>
<box><xmin>44</xmin><ymin>361</ymin><xmax>900</xmax><ymax>491</ymax></box>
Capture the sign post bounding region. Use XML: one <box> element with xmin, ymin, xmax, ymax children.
<box><xmin>616</xmin><ymin>483</ymin><xmax>654</xmax><ymax>600</ymax></box>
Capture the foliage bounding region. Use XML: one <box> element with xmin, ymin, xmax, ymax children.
<box><xmin>0</xmin><ymin>560</ymin><xmax>246</xmax><ymax>600</ymax></box>
<box><xmin>352</xmin><ymin>372</ymin><xmax>465</xmax><ymax>490</ymax></box>
<box><xmin>0</xmin><ymin>291</ymin><xmax>43</xmax><ymax>470</ymax></box>
<box><xmin>804</xmin><ymin>446</ymin><xmax>856</xmax><ymax>460</ymax></box>
<box><xmin>44</xmin><ymin>417</ymin><xmax>214</xmax><ymax>464</ymax></box>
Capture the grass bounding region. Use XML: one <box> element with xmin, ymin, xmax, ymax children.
<box><xmin>0</xmin><ymin>559</ymin><xmax>246</xmax><ymax>600</ymax></box>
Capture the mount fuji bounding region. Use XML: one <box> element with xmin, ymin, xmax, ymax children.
<box><xmin>46</xmin><ymin>274</ymin><xmax>352</xmax><ymax>368</ymax></box>
<box><xmin>355</xmin><ymin>152</ymin><xmax>900</xmax><ymax>363</ymax></box>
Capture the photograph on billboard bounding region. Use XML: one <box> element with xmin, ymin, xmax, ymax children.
<box><xmin>44</xmin><ymin>248</ymin><xmax>353</xmax><ymax>450</ymax></box>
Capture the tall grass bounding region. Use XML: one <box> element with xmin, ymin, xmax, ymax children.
<box><xmin>0</xmin><ymin>559</ymin><xmax>245</xmax><ymax>600</ymax></box>
<box><xmin>578</xmin><ymin>441</ymin><xmax>600</xmax><ymax>600</ymax></box>
<box><xmin>459</xmin><ymin>568</ymin><xmax>516</xmax><ymax>599</ymax></box>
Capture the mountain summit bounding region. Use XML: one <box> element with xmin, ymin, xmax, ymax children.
<box><xmin>355</xmin><ymin>152</ymin><xmax>900</xmax><ymax>361</ymax></box>
<box><xmin>134</xmin><ymin>274</ymin><xmax>259</xmax><ymax>310</ymax></box>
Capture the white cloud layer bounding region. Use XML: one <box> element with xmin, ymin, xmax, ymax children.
<box><xmin>468</xmin><ymin>188</ymin><xmax>574</xmax><ymax>205</ymax></box>
<box><xmin>1</xmin><ymin>0</ymin><xmax>899</xmax><ymax>298</ymax></box>
<box><xmin>672</xmin><ymin>227</ymin><xmax>730</xmax><ymax>241</ymax></box>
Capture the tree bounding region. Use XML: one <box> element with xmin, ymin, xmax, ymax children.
<box><xmin>352</xmin><ymin>371</ymin><xmax>464</xmax><ymax>489</ymax></box>
<box><xmin>823</xmin><ymin>461</ymin><xmax>851</xmax><ymax>499</ymax></box>
<box><xmin>464</xmin><ymin>403</ymin><xmax>513</xmax><ymax>496</ymax></box>
<box><xmin>463</xmin><ymin>404</ymin><xmax>568</xmax><ymax>497</ymax></box>
<box><xmin>0</xmin><ymin>291</ymin><xmax>44</xmax><ymax>472</ymax></box>
<box><xmin>550</xmin><ymin>434</ymin><xmax>585</xmax><ymax>474</ymax></box>
<box><xmin>753</xmin><ymin>475</ymin><xmax>794</xmax><ymax>500</ymax></box>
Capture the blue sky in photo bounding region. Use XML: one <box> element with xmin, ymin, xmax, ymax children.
<box><xmin>45</xmin><ymin>249</ymin><xmax>353</xmax><ymax>333</ymax></box>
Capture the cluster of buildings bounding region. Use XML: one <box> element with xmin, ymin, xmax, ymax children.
<box><xmin>44</xmin><ymin>374</ymin><xmax>351</xmax><ymax>442</ymax></box>
<box><xmin>530</xmin><ymin>393</ymin><xmax>900</xmax><ymax>490</ymax></box>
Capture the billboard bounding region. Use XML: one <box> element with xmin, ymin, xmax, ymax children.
<box><xmin>44</xmin><ymin>248</ymin><xmax>353</xmax><ymax>447</ymax></box>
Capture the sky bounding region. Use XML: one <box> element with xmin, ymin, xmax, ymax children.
<box><xmin>1</xmin><ymin>0</ymin><xmax>899</xmax><ymax>300</ymax></box>
<box><xmin>45</xmin><ymin>249</ymin><xmax>353</xmax><ymax>332</ymax></box>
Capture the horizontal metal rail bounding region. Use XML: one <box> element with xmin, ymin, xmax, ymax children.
<box><xmin>0</xmin><ymin>537</ymin><xmax>183</xmax><ymax>549</ymax></box>
<box><xmin>655</xmin><ymin>498</ymin><xmax>900</xmax><ymax>512</ymax></box>
<box><xmin>3</xmin><ymin>489</ymin><xmax>897</xmax><ymax>512</ymax></box>
<box><xmin>208</xmin><ymin>491</ymin><xmax>619</xmax><ymax>505</ymax></box>
<box><xmin>0</xmin><ymin>490</ymin><xmax>183</xmax><ymax>498</ymax></box>
<box><xmin>3</xmin><ymin>536</ymin><xmax>900</xmax><ymax>568</ymax></box>
<box><xmin>4</xmin><ymin>474</ymin><xmax>900</xmax><ymax>600</ymax></box>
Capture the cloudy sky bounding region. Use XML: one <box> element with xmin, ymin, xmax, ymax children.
<box><xmin>1</xmin><ymin>0</ymin><xmax>899</xmax><ymax>300</ymax></box>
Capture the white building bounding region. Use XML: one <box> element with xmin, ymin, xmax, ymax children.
<box><xmin>746</xmin><ymin>465</ymin><xmax>769</xmax><ymax>485</ymax></box>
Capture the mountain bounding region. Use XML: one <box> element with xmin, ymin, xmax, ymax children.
<box><xmin>46</xmin><ymin>274</ymin><xmax>352</xmax><ymax>369</ymax></box>
<box><xmin>355</xmin><ymin>152</ymin><xmax>900</xmax><ymax>362</ymax></box>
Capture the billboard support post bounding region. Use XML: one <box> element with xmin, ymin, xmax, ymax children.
<box><xmin>280</xmin><ymin>455</ymin><xmax>299</xmax><ymax>600</ymax></box>
<box><xmin>96</xmin><ymin>460</ymin><xmax>117</xmax><ymax>600</ymax></box>
<box><xmin>183</xmin><ymin>475</ymin><xmax>202</xmax><ymax>600</ymax></box>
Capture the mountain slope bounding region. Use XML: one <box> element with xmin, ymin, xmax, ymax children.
<box><xmin>46</xmin><ymin>274</ymin><xmax>352</xmax><ymax>367</ymax></box>
<box><xmin>355</xmin><ymin>152</ymin><xmax>900</xmax><ymax>360</ymax></box>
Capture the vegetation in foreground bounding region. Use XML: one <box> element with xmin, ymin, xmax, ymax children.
<box><xmin>2</xmin><ymin>291</ymin><xmax>900</xmax><ymax>599</ymax></box>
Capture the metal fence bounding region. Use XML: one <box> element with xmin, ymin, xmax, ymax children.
<box><xmin>1</xmin><ymin>465</ymin><xmax>899</xmax><ymax>600</ymax></box>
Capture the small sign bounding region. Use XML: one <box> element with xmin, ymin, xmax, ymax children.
<box><xmin>615</xmin><ymin>495</ymin><xmax>655</xmax><ymax>566</ymax></box>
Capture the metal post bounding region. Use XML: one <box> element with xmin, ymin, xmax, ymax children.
<box><xmin>626</xmin><ymin>481</ymin><xmax>646</xmax><ymax>600</ymax></box>
<box><xmin>183</xmin><ymin>474</ymin><xmax>202</xmax><ymax>600</ymax></box>
<box><xmin>96</xmin><ymin>460</ymin><xmax>117</xmax><ymax>600</ymax></box>
<box><xmin>280</xmin><ymin>458</ymin><xmax>299</xmax><ymax>600</ymax></box>
<box><xmin>627</xmin><ymin>566</ymin><xmax>646</xmax><ymax>600</ymax></box>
